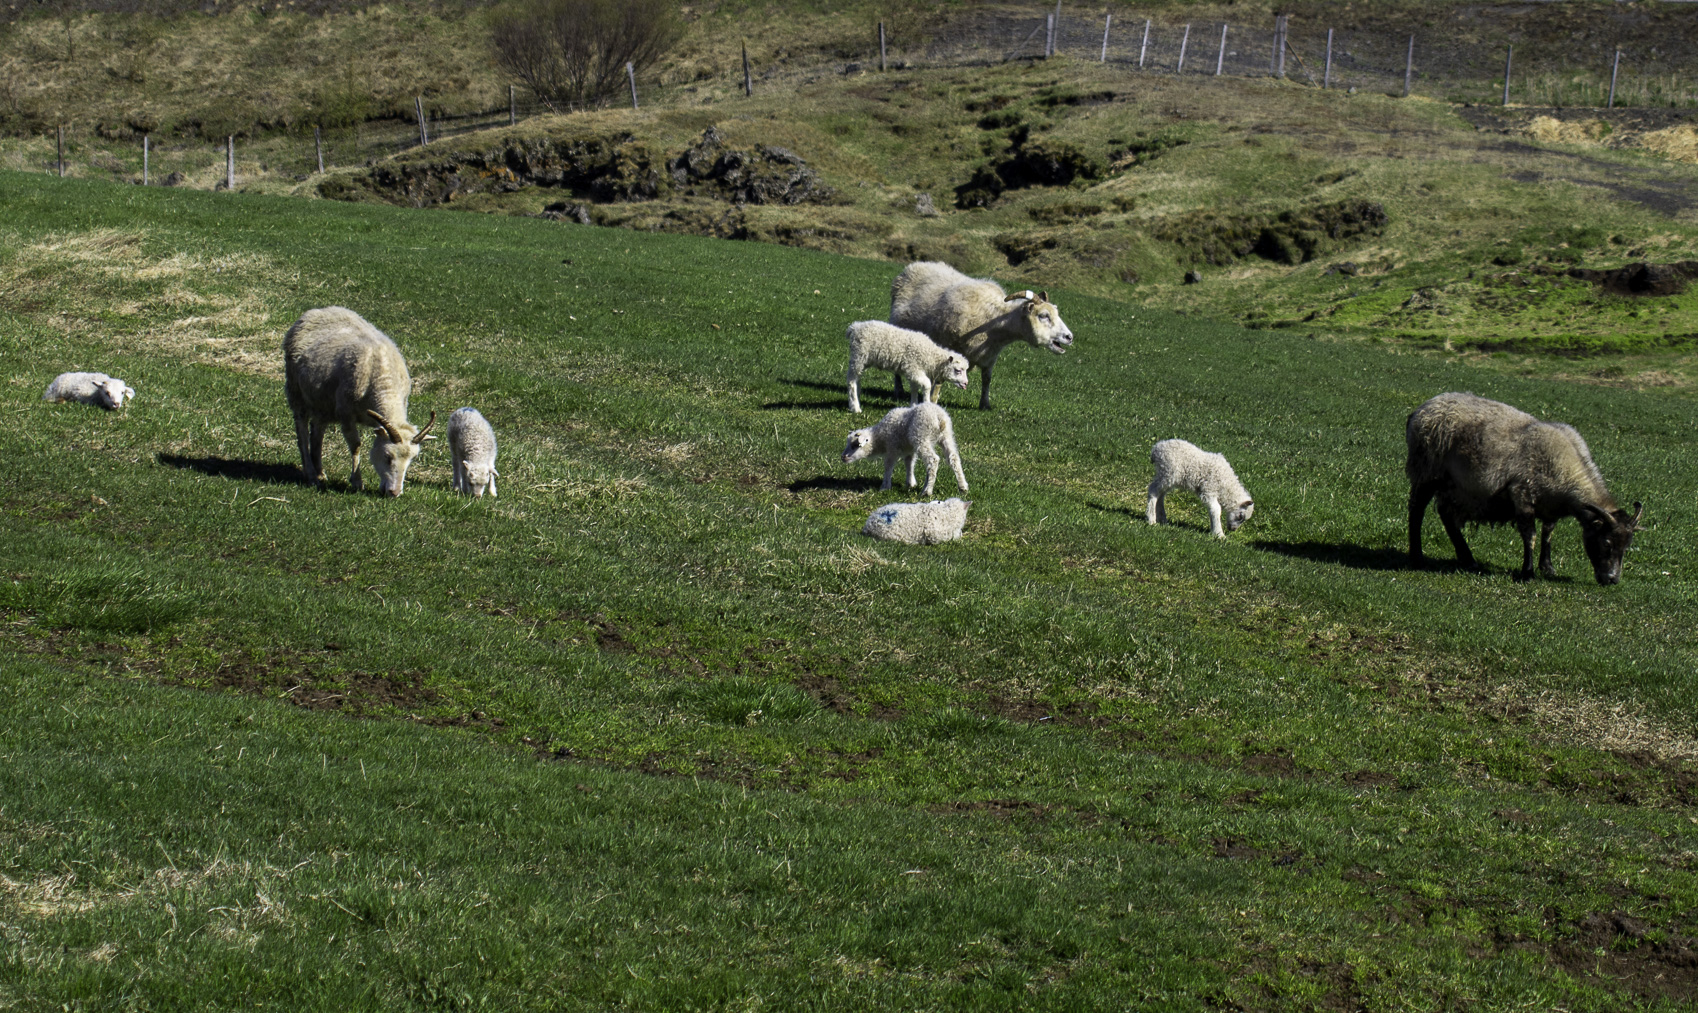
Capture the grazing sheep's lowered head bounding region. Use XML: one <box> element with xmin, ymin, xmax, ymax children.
<box><xmin>940</xmin><ymin>353</ymin><xmax>971</xmax><ymax>390</ymax></box>
<box><xmin>367</xmin><ymin>409</ymin><xmax>436</xmax><ymax>497</ymax></box>
<box><xmin>1006</xmin><ymin>290</ymin><xmax>1073</xmax><ymax>355</ymax></box>
<box><xmin>841</xmin><ymin>429</ymin><xmax>877</xmax><ymax>464</ymax></box>
<box><xmin>1578</xmin><ymin>501</ymin><xmax>1643</xmax><ymax>585</ymax></box>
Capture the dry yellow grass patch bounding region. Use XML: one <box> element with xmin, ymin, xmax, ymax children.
<box><xmin>1495</xmin><ymin>683</ymin><xmax>1698</xmax><ymax>763</ymax></box>
<box><xmin>1640</xmin><ymin>124</ymin><xmax>1698</xmax><ymax>164</ymax></box>
<box><xmin>2</xmin><ymin>228</ymin><xmax>288</xmax><ymax>377</ymax></box>
<box><xmin>1523</xmin><ymin>115</ymin><xmax>1610</xmax><ymax>145</ymax></box>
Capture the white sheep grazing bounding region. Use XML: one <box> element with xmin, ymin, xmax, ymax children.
<box><xmin>844</xmin><ymin>319</ymin><xmax>970</xmax><ymax>413</ymax></box>
<box><xmin>282</xmin><ymin>306</ymin><xmax>436</xmax><ymax>497</ymax></box>
<box><xmin>43</xmin><ymin>372</ymin><xmax>134</xmax><ymax>410</ymax></box>
<box><xmin>447</xmin><ymin>407</ymin><xmax>499</xmax><ymax>498</ymax></box>
<box><xmin>889</xmin><ymin>260</ymin><xmax>1074</xmax><ymax>410</ymax></box>
<box><xmin>863</xmin><ymin>497</ymin><xmax>971</xmax><ymax>545</ymax></box>
<box><xmin>1147</xmin><ymin>438</ymin><xmax>1254</xmax><ymax>538</ymax></box>
<box><xmin>841</xmin><ymin>402</ymin><xmax>968</xmax><ymax>497</ymax></box>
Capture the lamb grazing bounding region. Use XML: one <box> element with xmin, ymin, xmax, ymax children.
<box><xmin>888</xmin><ymin>260</ymin><xmax>1074</xmax><ymax>410</ymax></box>
<box><xmin>840</xmin><ymin>402</ymin><xmax>968</xmax><ymax>497</ymax></box>
<box><xmin>863</xmin><ymin>497</ymin><xmax>971</xmax><ymax>545</ymax></box>
<box><xmin>1406</xmin><ymin>391</ymin><xmax>1642</xmax><ymax>584</ymax></box>
<box><xmin>1147</xmin><ymin>439</ymin><xmax>1254</xmax><ymax>539</ymax></box>
<box><xmin>844</xmin><ymin>319</ymin><xmax>970</xmax><ymax>413</ymax></box>
<box><xmin>447</xmin><ymin>407</ymin><xmax>499</xmax><ymax>498</ymax></box>
<box><xmin>282</xmin><ymin>306</ymin><xmax>435</xmax><ymax>497</ymax></box>
<box><xmin>43</xmin><ymin>372</ymin><xmax>134</xmax><ymax>410</ymax></box>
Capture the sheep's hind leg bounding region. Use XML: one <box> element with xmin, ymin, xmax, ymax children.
<box><xmin>1407</xmin><ymin>481</ymin><xmax>1439</xmax><ymax>564</ymax></box>
<box><xmin>1147</xmin><ymin>482</ymin><xmax>1166</xmax><ymax>525</ymax></box>
<box><xmin>1434</xmin><ymin>499</ymin><xmax>1479</xmax><ymax>571</ymax></box>
<box><xmin>1538</xmin><ymin>520</ymin><xmax>1558</xmax><ymax>577</ymax></box>
<box><xmin>942</xmin><ymin>434</ymin><xmax>967</xmax><ymax>493</ymax></box>
<box><xmin>1513</xmin><ymin>517</ymin><xmax>1538</xmax><ymax>582</ymax></box>
<box><xmin>342</xmin><ymin>421</ymin><xmax>363</xmax><ymax>493</ymax></box>
<box><xmin>918</xmin><ymin>445</ymin><xmax>941</xmax><ymax>496</ymax></box>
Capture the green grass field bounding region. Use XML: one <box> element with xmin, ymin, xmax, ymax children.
<box><xmin>3</xmin><ymin>170</ymin><xmax>1697</xmax><ymax>1009</ymax></box>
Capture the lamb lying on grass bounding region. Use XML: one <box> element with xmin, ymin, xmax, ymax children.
<box><xmin>844</xmin><ymin>319</ymin><xmax>970</xmax><ymax>413</ymax></box>
<box><xmin>1147</xmin><ymin>438</ymin><xmax>1254</xmax><ymax>538</ymax></box>
<box><xmin>863</xmin><ymin>498</ymin><xmax>970</xmax><ymax>544</ymax></box>
<box><xmin>841</xmin><ymin>402</ymin><xmax>968</xmax><ymax>497</ymax></box>
<box><xmin>447</xmin><ymin>407</ymin><xmax>499</xmax><ymax>498</ymax></box>
<box><xmin>43</xmin><ymin>372</ymin><xmax>134</xmax><ymax>410</ymax></box>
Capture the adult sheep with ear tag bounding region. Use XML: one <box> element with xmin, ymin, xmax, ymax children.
<box><xmin>283</xmin><ymin>306</ymin><xmax>436</xmax><ymax>497</ymax></box>
<box><xmin>888</xmin><ymin>260</ymin><xmax>1074</xmax><ymax>410</ymax></box>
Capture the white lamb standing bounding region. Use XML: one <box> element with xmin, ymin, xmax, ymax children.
<box><xmin>282</xmin><ymin>306</ymin><xmax>436</xmax><ymax>497</ymax></box>
<box><xmin>447</xmin><ymin>407</ymin><xmax>499</xmax><ymax>498</ymax></box>
<box><xmin>863</xmin><ymin>497</ymin><xmax>971</xmax><ymax>545</ymax></box>
<box><xmin>43</xmin><ymin>372</ymin><xmax>134</xmax><ymax>410</ymax></box>
<box><xmin>1147</xmin><ymin>438</ymin><xmax>1254</xmax><ymax>539</ymax></box>
<box><xmin>888</xmin><ymin>260</ymin><xmax>1074</xmax><ymax>410</ymax></box>
<box><xmin>844</xmin><ymin>319</ymin><xmax>970</xmax><ymax>413</ymax></box>
<box><xmin>841</xmin><ymin>402</ymin><xmax>968</xmax><ymax>497</ymax></box>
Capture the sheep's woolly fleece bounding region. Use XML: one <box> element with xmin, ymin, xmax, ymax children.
<box><xmin>863</xmin><ymin>498</ymin><xmax>970</xmax><ymax>545</ymax></box>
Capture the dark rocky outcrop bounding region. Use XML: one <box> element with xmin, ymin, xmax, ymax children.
<box><xmin>1567</xmin><ymin>261</ymin><xmax>1698</xmax><ymax>298</ymax></box>
<box><xmin>665</xmin><ymin>127</ymin><xmax>835</xmax><ymax>206</ymax></box>
<box><xmin>1152</xmin><ymin>200</ymin><xmax>1389</xmax><ymax>267</ymax></box>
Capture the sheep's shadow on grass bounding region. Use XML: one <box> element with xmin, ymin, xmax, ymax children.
<box><xmin>1250</xmin><ymin>540</ymin><xmax>1427</xmax><ymax>572</ymax></box>
<box><xmin>1085</xmin><ymin>501</ymin><xmax>1142</xmax><ymax>521</ymax></box>
<box><xmin>158</xmin><ymin>453</ymin><xmax>307</xmax><ymax>487</ymax></box>
<box><xmin>787</xmin><ymin>475</ymin><xmax>884</xmax><ymax>494</ymax></box>
<box><xmin>762</xmin><ymin>377</ymin><xmax>904</xmax><ymax>413</ymax></box>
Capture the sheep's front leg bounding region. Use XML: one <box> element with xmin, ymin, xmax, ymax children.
<box><xmin>1147</xmin><ymin>481</ymin><xmax>1166</xmax><ymax>525</ymax></box>
<box><xmin>880</xmin><ymin>454</ymin><xmax>897</xmax><ymax>491</ymax></box>
<box><xmin>342</xmin><ymin>421</ymin><xmax>364</xmax><ymax>492</ymax></box>
<box><xmin>1538</xmin><ymin>520</ymin><xmax>1558</xmax><ymax>577</ymax></box>
<box><xmin>1207</xmin><ymin>496</ymin><xmax>1226</xmax><ymax>538</ymax></box>
<box><xmin>846</xmin><ymin>365</ymin><xmax>863</xmax><ymax>414</ymax></box>
<box><xmin>909</xmin><ymin>376</ymin><xmax>931</xmax><ymax>406</ymax></box>
<box><xmin>906</xmin><ymin>453</ymin><xmax>920</xmax><ymax>489</ymax></box>
<box><xmin>977</xmin><ymin>360</ymin><xmax>995</xmax><ymax>410</ymax></box>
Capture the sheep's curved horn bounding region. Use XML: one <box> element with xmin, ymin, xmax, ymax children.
<box><xmin>412</xmin><ymin>410</ymin><xmax>437</xmax><ymax>445</ymax></box>
<box><xmin>1004</xmin><ymin>289</ymin><xmax>1036</xmax><ymax>303</ymax></box>
<box><xmin>367</xmin><ymin>409</ymin><xmax>400</xmax><ymax>442</ymax></box>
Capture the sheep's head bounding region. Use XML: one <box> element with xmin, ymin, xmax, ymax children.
<box><xmin>1226</xmin><ymin>499</ymin><xmax>1254</xmax><ymax>532</ymax></box>
<box><xmin>465</xmin><ymin>462</ymin><xmax>498</xmax><ymax>498</ymax></box>
<box><xmin>1578</xmin><ymin>500</ymin><xmax>1643</xmax><ymax>585</ymax></box>
<box><xmin>841</xmin><ymin>428</ymin><xmax>877</xmax><ymax>464</ymax></box>
<box><xmin>367</xmin><ymin>409</ymin><xmax>436</xmax><ymax>497</ymax></box>
<box><xmin>940</xmin><ymin>353</ymin><xmax>970</xmax><ymax>390</ymax></box>
<box><xmin>92</xmin><ymin>378</ymin><xmax>133</xmax><ymax>410</ymax></box>
<box><xmin>1008</xmin><ymin>290</ymin><xmax>1073</xmax><ymax>354</ymax></box>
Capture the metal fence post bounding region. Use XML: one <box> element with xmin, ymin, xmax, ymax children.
<box><xmin>742</xmin><ymin>39</ymin><xmax>752</xmax><ymax>96</ymax></box>
<box><xmin>314</xmin><ymin>126</ymin><xmax>324</xmax><ymax>174</ymax></box>
<box><xmin>1101</xmin><ymin>13</ymin><xmax>1111</xmax><ymax>63</ymax></box>
<box><xmin>226</xmin><ymin>135</ymin><xmax>234</xmax><ymax>190</ymax></box>
<box><xmin>57</xmin><ymin>124</ymin><xmax>64</xmax><ymax>178</ymax></box>
<box><xmin>1177</xmin><ymin>24</ymin><xmax>1190</xmax><ymax>74</ymax></box>
<box><xmin>143</xmin><ymin>134</ymin><xmax>149</xmax><ymax>184</ymax></box>
<box><xmin>1324</xmin><ymin>28</ymin><xmax>1333</xmax><ymax>89</ymax></box>
<box><xmin>415</xmin><ymin>97</ymin><xmax>428</xmax><ymax>145</ymax></box>
<box><xmin>879</xmin><ymin>21</ymin><xmax>887</xmax><ymax>71</ymax></box>
<box><xmin>1502</xmin><ymin>45</ymin><xmax>1513</xmax><ymax>106</ymax></box>
<box><xmin>509</xmin><ymin>84</ymin><xmax>516</xmax><ymax>126</ymax></box>
<box><xmin>1608</xmin><ymin>49</ymin><xmax>1621</xmax><ymax>108</ymax></box>
<box><xmin>1216</xmin><ymin>24</ymin><xmax>1228</xmax><ymax>76</ymax></box>
<box><xmin>1403</xmin><ymin>35</ymin><xmax>1415</xmax><ymax>97</ymax></box>
<box><xmin>627</xmin><ymin>61</ymin><xmax>638</xmax><ymax>109</ymax></box>
<box><xmin>1139</xmin><ymin>19</ymin><xmax>1150</xmax><ymax>69</ymax></box>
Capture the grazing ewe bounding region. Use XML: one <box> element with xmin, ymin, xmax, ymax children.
<box><xmin>282</xmin><ymin>306</ymin><xmax>435</xmax><ymax>497</ymax></box>
<box><xmin>863</xmin><ymin>497</ymin><xmax>971</xmax><ymax>545</ymax></box>
<box><xmin>43</xmin><ymin>372</ymin><xmax>134</xmax><ymax>410</ymax></box>
<box><xmin>447</xmin><ymin>407</ymin><xmax>499</xmax><ymax>498</ymax></box>
<box><xmin>888</xmin><ymin>260</ymin><xmax>1074</xmax><ymax>409</ymax></box>
<box><xmin>1406</xmin><ymin>391</ymin><xmax>1642</xmax><ymax>584</ymax></box>
<box><xmin>844</xmin><ymin>320</ymin><xmax>970</xmax><ymax>413</ymax></box>
<box><xmin>1147</xmin><ymin>439</ymin><xmax>1254</xmax><ymax>538</ymax></box>
<box><xmin>841</xmin><ymin>402</ymin><xmax>968</xmax><ymax>497</ymax></box>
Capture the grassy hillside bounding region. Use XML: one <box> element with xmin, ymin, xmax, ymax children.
<box><xmin>3</xmin><ymin>170</ymin><xmax>1698</xmax><ymax>1008</ymax></box>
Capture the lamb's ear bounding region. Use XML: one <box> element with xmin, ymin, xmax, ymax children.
<box><xmin>1241</xmin><ymin>500</ymin><xmax>1253</xmax><ymax>508</ymax></box>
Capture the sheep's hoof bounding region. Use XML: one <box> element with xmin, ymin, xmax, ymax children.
<box><xmin>1513</xmin><ymin>569</ymin><xmax>1535</xmax><ymax>583</ymax></box>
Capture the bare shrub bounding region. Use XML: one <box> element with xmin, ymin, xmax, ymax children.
<box><xmin>491</xmin><ymin>0</ymin><xmax>681</xmax><ymax>113</ymax></box>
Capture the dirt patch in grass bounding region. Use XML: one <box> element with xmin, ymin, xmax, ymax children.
<box><xmin>1537</xmin><ymin>910</ymin><xmax>1698</xmax><ymax>1004</ymax></box>
<box><xmin>795</xmin><ymin>673</ymin><xmax>902</xmax><ymax>721</ymax></box>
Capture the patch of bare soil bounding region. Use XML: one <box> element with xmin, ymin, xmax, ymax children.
<box><xmin>1535</xmin><ymin>911</ymin><xmax>1698</xmax><ymax>1003</ymax></box>
<box><xmin>795</xmin><ymin>673</ymin><xmax>903</xmax><ymax>720</ymax></box>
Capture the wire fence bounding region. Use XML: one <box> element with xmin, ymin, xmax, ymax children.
<box><xmin>10</xmin><ymin>4</ymin><xmax>1697</xmax><ymax>186</ymax></box>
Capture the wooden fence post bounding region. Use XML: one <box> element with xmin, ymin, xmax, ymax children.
<box><xmin>226</xmin><ymin>135</ymin><xmax>234</xmax><ymax>190</ymax></box>
<box><xmin>509</xmin><ymin>84</ymin><xmax>516</xmax><ymax>126</ymax></box>
<box><xmin>1502</xmin><ymin>45</ymin><xmax>1513</xmax><ymax>106</ymax></box>
<box><xmin>742</xmin><ymin>39</ymin><xmax>752</xmax><ymax>96</ymax></box>
<box><xmin>415</xmin><ymin>96</ymin><xmax>428</xmax><ymax>146</ymax></box>
<box><xmin>627</xmin><ymin>62</ymin><xmax>638</xmax><ymax>109</ymax></box>
<box><xmin>143</xmin><ymin>134</ymin><xmax>149</xmax><ymax>185</ymax></box>
<box><xmin>1101</xmin><ymin>13</ymin><xmax>1111</xmax><ymax>63</ymax></box>
<box><xmin>1216</xmin><ymin>24</ymin><xmax>1228</xmax><ymax>76</ymax></box>
<box><xmin>1177</xmin><ymin>24</ymin><xmax>1190</xmax><ymax>74</ymax></box>
<box><xmin>1139</xmin><ymin>19</ymin><xmax>1150</xmax><ymax>68</ymax></box>
<box><xmin>1403</xmin><ymin>35</ymin><xmax>1415</xmax><ymax>97</ymax></box>
<box><xmin>879</xmin><ymin>21</ymin><xmax>887</xmax><ymax>71</ymax></box>
<box><xmin>1608</xmin><ymin>49</ymin><xmax>1621</xmax><ymax>108</ymax></box>
<box><xmin>1323</xmin><ymin>28</ymin><xmax>1333</xmax><ymax>89</ymax></box>
<box><xmin>315</xmin><ymin>125</ymin><xmax>324</xmax><ymax>174</ymax></box>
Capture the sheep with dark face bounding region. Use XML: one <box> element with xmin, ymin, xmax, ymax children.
<box><xmin>888</xmin><ymin>261</ymin><xmax>1073</xmax><ymax>410</ymax></box>
<box><xmin>1406</xmin><ymin>391</ymin><xmax>1642</xmax><ymax>584</ymax></box>
<box><xmin>283</xmin><ymin>306</ymin><xmax>435</xmax><ymax>497</ymax></box>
